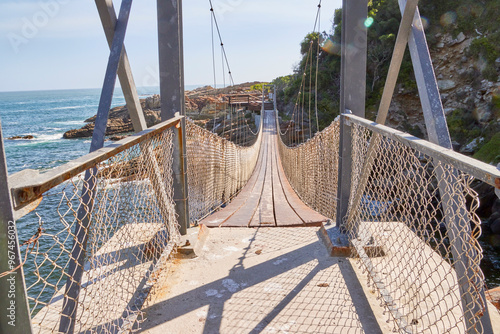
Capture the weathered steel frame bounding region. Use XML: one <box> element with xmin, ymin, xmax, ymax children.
<box><xmin>337</xmin><ymin>0</ymin><xmax>495</xmax><ymax>331</ymax></box>
<box><xmin>59</xmin><ymin>1</ymin><xmax>134</xmax><ymax>332</ymax></box>
<box><xmin>157</xmin><ymin>0</ymin><xmax>190</xmax><ymax>235</ymax></box>
<box><xmin>0</xmin><ymin>123</ymin><xmax>33</xmax><ymax>334</ymax></box>
<box><xmin>95</xmin><ymin>0</ymin><xmax>148</xmax><ymax>133</ymax></box>
<box><xmin>347</xmin><ymin>0</ymin><xmax>419</xmax><ymax>231</ymax></box>
<box><xmin>336</xmin><ymin>0</ymin><xmax>368</xmax><ymax>228</ymax></box>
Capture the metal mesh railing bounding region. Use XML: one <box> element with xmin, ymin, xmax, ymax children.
<box><xmin>277</xmin><ymin>118</ymin><xmax>340</xmax><ymax>220</ymax></box>
<box><xmin>10</xmin><ymin>122</ymin><xmax>179</xmax><ymax>333</ymax></box>
<box><xmin>186</xmin><ymin>119</ymin><xmax>262</xmax><ymax>223</ymax></box>
<box><xmin>345</xmin><ymin>118</ymin><xmax>492</xmax><ymax>333</ymax></box>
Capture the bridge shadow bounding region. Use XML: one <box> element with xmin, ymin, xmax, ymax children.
<box><xmin>136</xmin><ymin>227</ymin><xmax>383</xmax><ymax>334</ymax></box>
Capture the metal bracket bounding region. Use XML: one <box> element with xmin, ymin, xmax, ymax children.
<box><xmin>344</xmin><ymin>109</ymin><xmax>353</xmax><ymax>126</ymax></box>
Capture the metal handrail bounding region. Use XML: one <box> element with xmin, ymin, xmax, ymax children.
<box><xmin>9</xmin><ymin>115</ymin><xmax>183</xmax><ymax>215</ymax></box>
<box><xmin>344</xmin><ymin>114</ymin><xmax>500</xmax><ymax>189</ymax></box>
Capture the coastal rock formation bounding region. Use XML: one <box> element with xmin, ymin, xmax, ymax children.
<box><xmin>64</xmin><ymin>83</ymin><xmax>264</xmax><ymax>139</ymax></box>
<box><xmin>7</xmin><ymin>135</ymin><xmax>34</xmax><ymax>140</ymax></box>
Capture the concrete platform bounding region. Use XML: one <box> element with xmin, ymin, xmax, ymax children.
<box><xmin>139</xmin><ymin>227</ymin><xmax>393</xmax><ymax>334</ymax></box>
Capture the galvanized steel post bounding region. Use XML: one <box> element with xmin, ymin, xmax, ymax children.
<box><xmin>95</xmin><ymin>0</ymin><xmax>148</xmax><ymax>132</ymax></box>
<box><xmin>59</xmin><ymin>1</ymin><xmax>133</xmax><ymax>332</ymax></box>
<box><xmin>336</xmin><ymin>0</ymin><xmax>368</xmax><ymax>228</ymax></box>
<box><xmin>157</xmin><ymin>0</ymin><xmax>190</xmax><ymax>235</ymax></box>
<box><xmin>0</xmin><ymin>122</ymin><xmax>33</xmax><ymax>333</ymax></box>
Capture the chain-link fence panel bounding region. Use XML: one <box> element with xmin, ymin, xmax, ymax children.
<box><xmin>277</xmin><ymin>120</ymin><xmax>340</xmax><ymax>220</ymax></box>
<box><xmin>7</xmin><ymin>126</ymin><xmax>178</xmax><ymax>333</ymax></box>
<box><xmin>346</xmin><ymin>121</ymin><xmax>492</xmax><ymax>334</ymax></box>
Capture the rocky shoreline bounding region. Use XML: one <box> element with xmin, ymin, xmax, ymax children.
<box><xmin>63</xmin><ymin>82</ymin><xmax>263</xmax><ymax>139</ymax></box>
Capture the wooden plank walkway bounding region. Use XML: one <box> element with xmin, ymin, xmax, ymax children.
<box><xmin>202</xmin><ymin>110</ymin><xmax>328</xmax><ymax>228</ymax></box>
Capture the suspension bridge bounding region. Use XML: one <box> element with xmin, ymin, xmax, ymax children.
<box><xmin>1</xmin><ymin>0</ymin><xmax>500</xmax><ymax>333</ymax></box>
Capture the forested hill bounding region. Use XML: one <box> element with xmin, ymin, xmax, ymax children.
<box><xmin>274</xmin><ymin>0</ymin><xmax>500</xmax><ymax>164</ymax></box>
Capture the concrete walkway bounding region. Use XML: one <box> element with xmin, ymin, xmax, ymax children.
<box><xmin>139</xmin><ymin>226</ymin><xmax>392</xmax><ymax>334</ymax></box>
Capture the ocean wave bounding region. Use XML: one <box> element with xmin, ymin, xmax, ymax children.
<box><xmin>54</xmin><ymin>120</ymin><xmax>85</xmax><ymax>125</ymax></box>
<box><xmin>36</xmin><ymin>133</ymin><xmax>64</xmax><ymax>141</ymax></box>
<box><xmin>50</xmin><ymin>106</ymin><xmax>87</xmax><ymax>110</ymax></box>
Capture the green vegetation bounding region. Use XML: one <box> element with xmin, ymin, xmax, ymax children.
<box><xmin>274</xmin><ymin>0</ymin><xmax>500</xmax><ymax>163</ymax></box>
<box><xmin>474</xmin><ymin>133</ymin><xmax>500</xmax><ymax>164</ymax></box>
<box><xmin>446</xmin><ymin>109</ymin><xmax>481</xmax><ymax>145</ymax></box>
<box><xmin>249</xmin><ymin>83</ymin><xmax>268</xmax><ymax>91</ymax></box>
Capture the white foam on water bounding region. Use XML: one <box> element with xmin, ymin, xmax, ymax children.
<box><xmin>36</xmin><ymin>133</ymin><xmax>63</xmax><ymax>141</ymax></box>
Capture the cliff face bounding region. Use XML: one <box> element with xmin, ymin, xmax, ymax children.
<box><xmin>385</xmin><ymin>33</ymin><xmax>500</xmax><ymax>157</ymax></box>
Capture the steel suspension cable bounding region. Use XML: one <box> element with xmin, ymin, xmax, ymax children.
<box><xmin>210</xmin><ymin>10</ymin><xmax>218</xmax><ymax>133</ymax></box>
<box><xmin>314</xmin><ymin>3</ymin><xmax>321</xmax><ymax>133</ymax></box>
<box><xmin>209</xmin><ymin>0</ymin><xmax>235</xmax><ymax>86</ymax></box>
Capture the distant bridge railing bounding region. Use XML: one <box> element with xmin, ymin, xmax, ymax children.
<box><xmin>276</xmin><ymin>113</ymin><xmax>340</xmax><ymax>221</ymax></box>
<box><xmin>186</xmin><ymin>113</ymin><xmax>263</xmax><ymax>223</ymax></box>
<box><xmin>342</xmin><ymin>113</ymin><xmax>500</xmax><ymax>333</ymax></box>
<box><xmin>2</xmin><ymin>116</ymin><xmax>182</xmax><ymax>333</ymax></box>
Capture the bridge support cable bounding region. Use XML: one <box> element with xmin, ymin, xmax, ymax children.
<box><xmin>277</xmin><ymin>0</ymin><xmax>322</xmax><ymax>147</ymax></box>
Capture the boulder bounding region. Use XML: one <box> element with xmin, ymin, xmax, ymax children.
<box><xmin>460</xmin><ymin>137</ymin><xmax>484</xmax><ymax>154</ymax></box>
<box><xmin>491</xmin><ymin>218</ymin><xmax>500</xmax><ymax>235</ymax></box>
<box><xmin>472</xmin><ymin>105</ymin><xmax>492</xmax><ymax>123</ymax></box>
<box><xmin>438</xmin><ymin>80</ymin><xmax>456</xmax><ymax>91</ymax></box>
<box><xmin>449</xmin><ymin>32</ymin><xmax>466</xmax><ymax>46</ymax></box>
<box><xmin>145</xmin><ymin>94</ymin><xmax>161</xmax><ymax>110</ymax></box>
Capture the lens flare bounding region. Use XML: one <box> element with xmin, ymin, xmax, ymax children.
<box><xmin>364</xmin><ymin>17</ymin><xmax>374</xmax><ymax>28</ymax></box>
<box><xmin>321</xmin><ymin>38</ymin><xmax>341</xmax><ymax>56</ymax></box>
<box><xmin>420</xmin><ymin>16</ymin><xmax>430</xmax><ymax>30</ymax></box>
<box><xmin>440</xmin><ymin>11</ymin><xmax>457</xmax><ymax>27</ymax></box>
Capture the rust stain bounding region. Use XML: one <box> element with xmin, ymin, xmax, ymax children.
<box><xmin>495</xmin><ymin>178</ymin><xmax>500</xmax><ymax>190</ymax></box>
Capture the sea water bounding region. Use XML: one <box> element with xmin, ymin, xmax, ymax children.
<box><xmin>0</xmin><ymin>87</ymin><xmax>168</xmax><ymax>173</ymax></box>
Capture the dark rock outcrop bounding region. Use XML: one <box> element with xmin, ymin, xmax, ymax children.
<box><xmin>64</xmin><ymin>96</ymin><xmax>161</xmax><ymax>139</ymax></box>
<box><xmin>7</xmin><ymin>135</ymin><xmax>35</xmax><ymax>140</ymax></box>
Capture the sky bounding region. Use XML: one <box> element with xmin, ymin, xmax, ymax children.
<box><xmin>0</xmin><ymin>0</ymin><xmax>342</xmax><ymax>92</ymax></box>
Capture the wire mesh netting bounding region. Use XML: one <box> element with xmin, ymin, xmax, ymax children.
<box><xmin>13</xmin><ymin>128</ymin><xmax>178</xmax><ymax>333</ymax></box>
<box><xmin>186</xmin><ymin>119</ymin><xmax>262</xmax><ymax>223</ymax></box>
<box><xmin>277</xmin><ymin>120</ymin><xmax>340</xmax><ymax>220</ymax></box>
<box><xmin>345</xmin><ymin>122</ymin><xmax>491</xmax><ymax>333</ymax></box>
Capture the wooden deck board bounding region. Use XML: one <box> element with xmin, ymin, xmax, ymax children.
<box><xmin>270</xmin><ymin>131</ymin><xmax>304</xmax><ymax>227</ymax></box>
<box><xmin>256</xmin><ymin>133</ymin><xmax>275</xmax><ymax>226</ymax></box>
<box><xmin>201</xmin><ymin>110</ymin><xmax>328</xmax><ymax>229</ymax></box>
